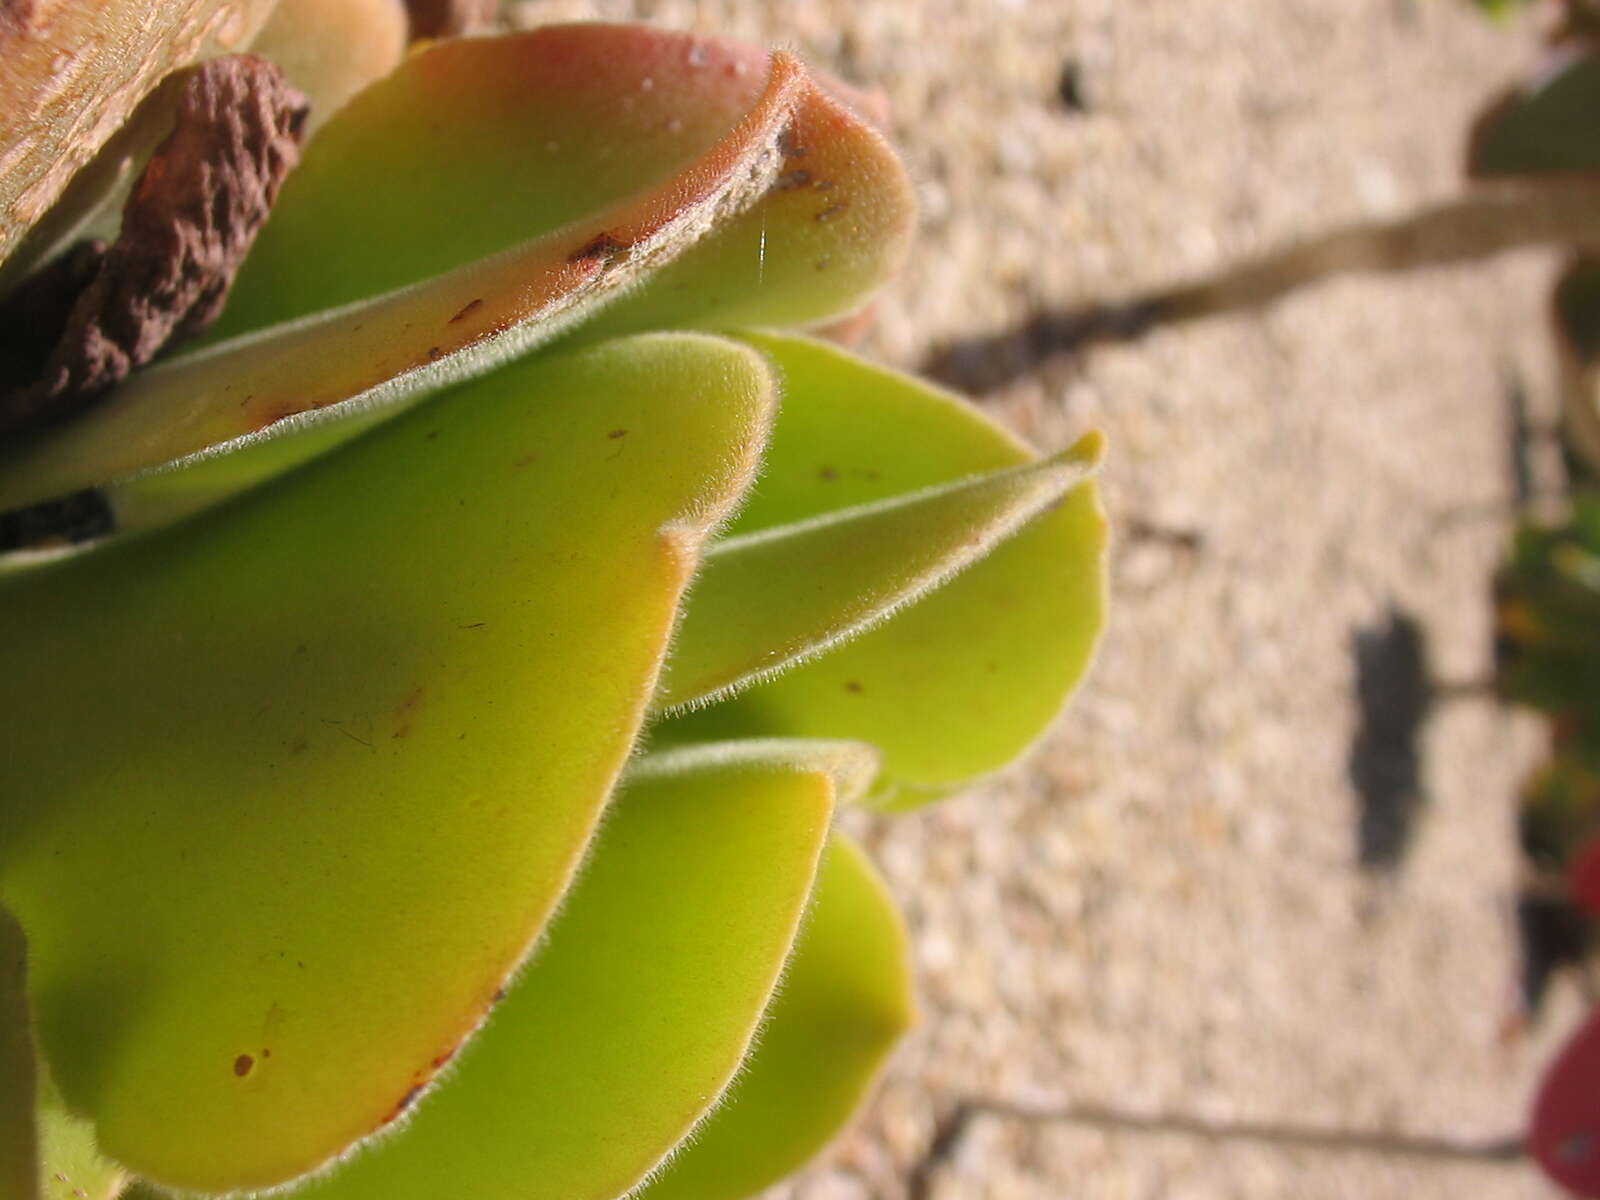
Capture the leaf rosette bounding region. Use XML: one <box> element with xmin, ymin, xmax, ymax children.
<box><xmin>0</xmin><ymin>12</ymin><xmax>1108</xmax><ymax>1199</ymax></box>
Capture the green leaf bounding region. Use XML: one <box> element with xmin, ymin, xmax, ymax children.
<box><xmin>0</xmin><ymin>32</ymin><xmax>806</xmax><ymax>530</ymax></box>
<box><xmin>0</xmin><ymin>332</ymin><xmax>772</xmax><ymax>1191</ymax></box>
<box><xmin>652</xmin><ymin>333</ymin><xmax>1108</xmax><ymax>808</ymax></box>
<box><xmin>637</xmin><ymin>832</ymin><xmax>913</xmax><ymax>1200</ymax></box>
<box><xmin>233</xmin><ymin>740</ymin><xmax>870</xmax><ymax>1200</ymax></box>
<box><xmin>655</xmin><ymin>437</ymin><xmax>1102</xmax><ymax>711</ymax></box>
<box><xmin>0</xmin><ymin>907</ymin><xmax>37</xmax><ymax>1200</ymax></box>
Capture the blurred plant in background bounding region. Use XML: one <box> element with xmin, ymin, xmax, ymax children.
<box><xmin>907</xmin><ymin>0</ymin><xmax>1600</xmax><ymax>1188</ymax></box>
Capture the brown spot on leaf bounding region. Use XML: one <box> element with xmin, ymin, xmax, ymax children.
<box><xmin>608</xmin><ymin>428</ymin><xmax>628</xmax><ymax>439</ymax></box>
<box><xmin>818</xmin><ymin>466</ymin><xmax>837</xmax><ymax>481</ymax></box>
<box><xmin>777</xmin><ymin>124</ymin><xmax>807</xmax><ymax>160</ymax></box>
<box><xmin>233</xmin><ymin>1053</ymin><xmax>254</xmax><ymax>1077</ymax></box>
<box><xmin>425</xmin><ymin>345</ymin><xmax>444</xmax><ymax>362</ymax></box>
<box><xmin>570</xmin><ymin>232</ymin><xmax>627</xmax><ymax>263</ymax></box>
<box><xmin>775</xmin><ymin>168</ymin><xmax>812</xmax><ymax>191</ymax></box>
<box><xmin>844</xmin><ymin>680</ymin><xmax>864</xmax><ymax>694</ymax></box>
<box><xmin>383</xmin><ymin>1081</ymin><xmax>427</xmax><ymax>1125</ymax></box>
<box><xmin>0</xmin><ymin>56</ymin><xmax>309</xmax><ymax>437</ymax></box>
<box><xmin>815</xmin><ymin>202</ymin><xmax>849</xmax><ymax>223</ymax></box>
<box><xmin>449</xmin><ymin>297</ymin><xmax>483</xmax><ymax>324</ymax></box>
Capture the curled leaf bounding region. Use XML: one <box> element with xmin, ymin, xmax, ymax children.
<box><xmin>0</xmin><ymin>30</ymin><xmax>808</xmax><ymax>532</ymax></box>
<box><xmin>657</xmin><ymin>437</ymin><xmax>1102</xmax><ymax>711</ymax></box>
<box><xmin>200</xmin><ymin>25</ymin><xmax>789</xmax><ymax>340</ymax></box>
<box><xmin>653</xmin><ymin>333</ymin><xmax>1108</xmax><ymax>808</ymax></box>
<box><xmin>567</xmin><ymin>57</ymin><xmax>916</xmax><ymax>342</ymax></box>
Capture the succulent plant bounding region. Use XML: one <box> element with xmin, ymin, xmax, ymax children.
<box><xmin>0</xmin><ymin>10</ymin><xmax>1107</xmax><ymax>1200</ymax></box>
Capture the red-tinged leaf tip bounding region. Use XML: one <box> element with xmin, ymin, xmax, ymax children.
<box><xmin>0</xmin><ymin>34</ymin><xmax>810</xmax><ymax>529</ymax></box>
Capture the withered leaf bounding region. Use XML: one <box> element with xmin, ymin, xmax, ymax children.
<box><xmin>0</xmin><ymin>54</ymin><xmax>308</xmax><ymax>437</ymax></box>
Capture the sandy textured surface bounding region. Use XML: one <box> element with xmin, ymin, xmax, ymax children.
<box><xmin>520</xmin><ymin>2</ymin><xmax>1567</xmax><ymax>1195</ymax></box>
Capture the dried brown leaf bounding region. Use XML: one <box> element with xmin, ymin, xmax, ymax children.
<box><xmin>0</xmin><ymin>55</ymin><xmax>308</xmax><ymax>436</ymax></box>
<box><xmin>0</xmin><ymin>0</ymin><xmax>282</xmax><ymax>265</ymax></box>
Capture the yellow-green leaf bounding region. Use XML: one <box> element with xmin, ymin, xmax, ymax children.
<box><xmin>638</xmin><ymin>833</ymin><xmax>913</xmax><ymax>1200</ymax></box>
<box><xmin>652</xmin><ymin>332</ymin><xmax>1108</xmax><ymax>808</ymax></box>
<box><xmin>656</xmin><ymin>437</ymin><xmax>1102</xmax><ymax>711</ymax></box>
<box><xmin>0</xmin><ymin>333</ymin><xmax>771</xmax><ymax>1191</ymax></box>
<box><xmin>255</xmin><ymin>740</ymin><xmax>869</xmax><ymax>1200</ymax></box>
